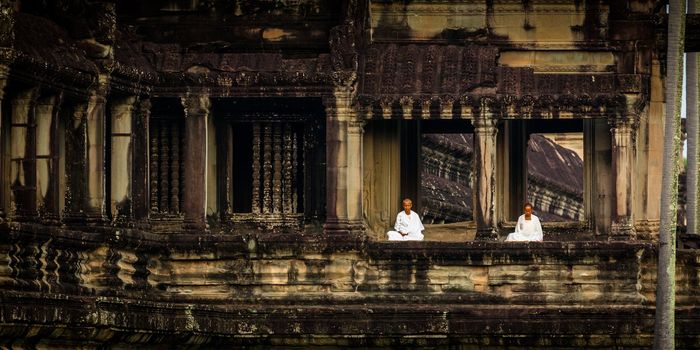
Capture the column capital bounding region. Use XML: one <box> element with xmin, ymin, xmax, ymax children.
<box><xmin>324</xmin><ymin>92</ymin><xmax>355</xmax><ymax>121</ymax></box>
<box><xmin>181</xmin><ymin>94</ymin><xmax>210</xmax><ymax>117</ymax></box>
<box><xmin>0</xmin><ymin>64</ymin><xmax>9</xmax><ymax>80</ymax></box>
<box><xmin>473</xmin><ymin>115</ymin><xmax>499</xmax><ymax>133</ymax></box>
<box><xmin>347</xmin><ymin>119</ymin><xmax>365</xmax><ymax>134</ymax></box>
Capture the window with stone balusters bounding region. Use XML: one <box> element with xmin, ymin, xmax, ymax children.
<box><xmin>148</xmin><ymin>98</ymin><xmax>185</xmax><ymax>221</ymax></box>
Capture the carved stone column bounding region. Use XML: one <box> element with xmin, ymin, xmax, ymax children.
<box><xmin>181</xmin><ymin>94</ymin><xmax>210</xmax><ymax>230</ymax></box>
<box><xmin>10</xmin><ymin>88</ymin><xmax>39</xmax><ymax>220</ymax></box>
<box><xmin>0</xmin><ymin>65</ymin><xmax>9</xmax><ymax>218</ymax></box>
<box><xmin>474</xmin><ymin>103</ymin><xmax>499</xmax><ymax>240</ymax></box>
<box><xmin>35</xmin><ymin>93</ymin><xmax>62</xmax><ymax>222</ymax></box>
<box><xmin>64</xmin><ymin>101</ymin><xmax>88</xmax><ymax>222</ymax></box>
<box><xmin>323</xmin><ymin>91</ymin><xmax>350</xmax><ymax>234</ymax></box>
<box><xmin>85</xmin><ymin>76</ymin><xmax>109</xmax><ymax>222</ymax></box>
<box><xmin>109</xmin><ymin>96</ymin><xmax>136</xmax><ymax>223</ymax></box>
<box><xmin>610</xmin><ymin>116</ymin><xmax>637</xmax><ymax>239</ymax></box>
<box><xmin>347</xmin><ymin>119</ymin><xmax>365</xmax><ymax>231</ymax></box>
<box><xmin>132</xmin><ymin>98</ymin><xmax>150</xmax><ymax>223</ymax></box>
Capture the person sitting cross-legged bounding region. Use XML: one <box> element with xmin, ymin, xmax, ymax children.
<box><xmin>505</xmin><ymin>202</ymin><xmax>543</xmax><ymax>242</ymax></box>
<box><xmin>386</xmin><ymin>198</ymin><xmax>425</xmax><ymax>241</ymax></box>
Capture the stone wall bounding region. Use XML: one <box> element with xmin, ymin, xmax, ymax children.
<box><xmin>1</xmin><ymin>223</ymin><xmax>699</xmax><ymax>348</ymax></box>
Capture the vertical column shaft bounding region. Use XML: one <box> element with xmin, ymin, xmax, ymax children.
<box><xmin>109</xmin><ymin>96</ymin><xmax>136</xmax><ymax>222</ymax></box>
<box><xmin>347</xmin><ymin>119</ymin><xmax>364</xmax><ymax>228</ymax></box>
<box><xmin>10</xmin><ymin>88</ymin><xmax>38</xmax><ymax>219</ymax></box>
<box><xmin>64</xmin><ymin>101</ymin><xmax>88</xmax><ymax>221</ymax></box>
<box><xmin>35</xmin><ymin>94</ymin><xmax>62</xmax><ymax>221</ymax></box>
<box><xmin>610</xmin><ymin>117</ymin><xmax>637</xmax><ymax>239</ymax></box>
<box><xmin>323</xmin><ymin>92</ymin><xmax>350</xmax><ymax>233</ymax></box>
<box><xmin>85</xmin><ymin>77</ymin><xmax>109</xmax><ymax>222</ymax></box>
<box><xmin>474</xmin><ymin>107</ymin><xmax>499</xmax><ymax>240</ymax></box>
<box><xmin>132</xmin><ymin>98</ymin><xmax>150</xmax><ymax>222</ymax></box>
<box><xmin>181</xmin><ymin>94</ymin><xmax>210</xmax><ymax>230</ymax></box>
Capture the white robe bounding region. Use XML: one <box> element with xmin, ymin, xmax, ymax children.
<box><xmin>387</xmin><ymin>210</ymin><xmax>425</xmax><ymax>241</ymax></box>
<box><xmin>505</xmin><ymin>214</ymin><xmax>543</xmax><ymax>242</ymax></box>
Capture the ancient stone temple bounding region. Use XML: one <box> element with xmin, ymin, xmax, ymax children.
<box><xmin>0</xmin><ymin>0</ymin><xmax>699</xmax><ymax>348</ymax></box>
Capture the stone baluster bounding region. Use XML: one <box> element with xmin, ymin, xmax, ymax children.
<box><xmin>251</xmin><ymin>123</ymin><xmax>261</xmax><ymax>214</ymax></box>
<box><xmin>10</xmin><ymin>88</ymin><xmax>39</xmax><ymax>220</ymax></box>
<box><xmin>474</xmin><ymin>99</ymin><xmax>499</xmax><ymax>240</ymax></box>
<box><xmin>158</xmin><ymin>121</ymin><xmax>168</xmax><ymax>212</ymax></box>
<box><xmin>272</xmin><ymin>123</ymin><xmax>282</xmax><ymax>214</ymax></box>
<box><xmin>85</xmin><ymin>76</ymin><xmax>109</xmax><ymax>222</ymax></box>
<box><xmin>170</xmin><ymin>122</ymin><xmax>180</xmax><ymax>213</ymax></box>
<box><xmin>0</xmin><ymin>65</ymin><xmax>8</xmax><ymax>219</ymax></box>
<box><xmin>181</xmin><ymin>94</ymin><xmax>210</xmax><ymax>230</ymax></box>
<box><xmin>609</xmin><ymin>116</ymin><xmax>637</xmax><ymax>239</ymax></box>
<box><xmin>262</xmin><ymin>123</ymin><xmax>273</xmax><ymax>214</ymax></box>
<box><xmin>283</xmin><ymin>123</ymin><xmax>293</xmax><ymax>213</ymax></box>
<box><xmin>109</xmin><ymin>96</ymin><xmax>136</xmax><ymax>223</ymax></box>
<box><xmin>292</xmin><ymin>129</ymin><xmax>299</xmax><ymax>214</ymax></box>
<box><xmin>148</xmin><ymin>120</ymin><xmax>158</xmax><ymax>213</ymax></box>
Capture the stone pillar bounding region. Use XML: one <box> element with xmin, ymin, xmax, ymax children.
<box><xmin>132</xmin><ymin>98</ymin><xmax>150</xmax><ymax>223</ymax></box>
<box><xmin>323</xmin><ymin>91</ymin><xmax>350</xmax><ymax>234</ymax></box>
<box><xmin>10</xmin><ymin>88</ymin><xmax>39</xmax><ymax>220</ymax></box>
<box><xmin>85</xmin><ymin>76</ymin><xmax>109</xmax><ymax>222</ymax></box>
<box><xmin>347</xmin><ymin>119</ymin><xmax>365</xmax><ymax>231</ymax></box>
<box><xmin>64</xmin><ymin>100</ymin><xmax>88</xmax><ymax>222</ymax></box>
<box><xmin>474</xmin><ymin>103</ymin><xmax>499</xmax><ymax>240</ymax></box>
<box><xmin>610</xmin><ymin>116</ymin><xmax>637</xmax><ymax>239</ymax></box>
<box><xmin>109</xmin><ymin>96</ymin><xmax>136</xmax><ymax>223</ymax></box>
<box><xmin>35</xmin><ymin>94</ymin><xmax>62</xmax><ymax>222</ymax></box>
<box><xmin>0</xmin><ymin>65</ymin><xmax>8</xmax><ymax>219</ymax></box>
<box><xmin>181</xmin><ymin>94</ymin><xmax>210</xmax><ymax>230</ymax></box>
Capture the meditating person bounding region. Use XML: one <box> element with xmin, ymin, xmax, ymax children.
<box><xmin>386</xmin><ymin>198</ymin><xmax>425</xmax><ymax>241</ymax></box>
<box><xmin>505</xmin><ymin>202</ymin><xmax>543</xmax><ymax>242</ymax></box>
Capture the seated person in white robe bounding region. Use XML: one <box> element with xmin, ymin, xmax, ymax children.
<box><xmin>505</xmin><ymin>202</ymin><xmax>543</xmax><ymax>242</ymax></box>
<box><xmin>386</xmin><ymin>198</ymin><xmax>425</xmax><ymax>241</ymax></box>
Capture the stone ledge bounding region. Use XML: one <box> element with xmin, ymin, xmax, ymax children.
<box><xmin>2</xmin><ymin>292</ymin><xmax>698</xmax><ymax>347</ymax></box>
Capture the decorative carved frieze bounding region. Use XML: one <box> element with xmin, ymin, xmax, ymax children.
<box><xmin>358</xmin><ymin>92</ymin><xmax>637</xmax><ymax>120</ymax></box>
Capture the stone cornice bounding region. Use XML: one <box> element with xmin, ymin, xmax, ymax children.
<box><xmin>357</xmin><ymin>93</ymin><xmax>637</xmax><ymax>120</ymax></box>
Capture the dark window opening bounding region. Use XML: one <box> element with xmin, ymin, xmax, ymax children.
<box><xmin>149</xmin><ymin>98</ymin><xmax>186</xmax><ymax>217</ymax></box>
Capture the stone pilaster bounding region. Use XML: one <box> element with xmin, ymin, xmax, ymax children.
<box><xmin>0</xmin><ymin>65</ymin><xmax>8</xmax><ymax>219</ymax></box>
<box><xmin>181</xmin><ymin>94</ymin><xmax>210</xmax><ymax>231</ymax></box>
<box><xmin>109</xmin><ymin>96</ymin><xmax>136</xmax><ymax>223</ymax></box>
<box><xmin>10</xmin><ymin>87</ymin><xmax>39</xmax><ymax>220</ymax></box>
<box><xmin>347</xmin><ymin>119</ymin><xmax>365</xmax><ymax>232</ymax></box>
<box><xmin>474</xmin><ymin>102</ymin><xmax>499</xmax><ymax>240</ymax></box>
<box><xmin>323</xmin><ymin>91</ymin><xmax>351</xmax><ymax>234</ymax></box>
<box><xmin>132</xmin><ymin>98</ymin><xmax>150</xmax><ymax>223</ymax></box>
<box><xmin>610</xmin><ymin>116</ymin><xmax>637</xmax><ymax>239</ymax></box>
<box><xmin>85</xmin><ymin>75</ymin><xmax>110</xmax><ymax>222</ymax></box>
